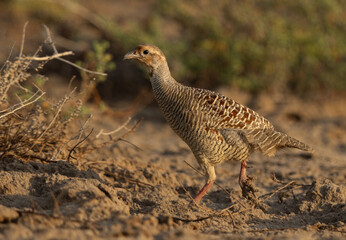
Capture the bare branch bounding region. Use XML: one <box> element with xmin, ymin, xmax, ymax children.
<box><xmin>43</xmin><ymin>24</ymin><xmax>59</xmax><ymax>54</ymax></box>
<box><xmin>90</xmin><ymin>165</ymin><xmax>155</xmax><ymax>188</ymax></box>
<box><xmin>28</xmin><ymin>51</ymin><xmax>74</xmax><ymax>61</ymax></box>
<box><xmin>96</xmin><ymin>117</ymin><xmax>132</xmax><ymax>138</ymax></box>
<box><xmin>0</xmin><ymin>90</ymin><xmax>45</xmax><ymax>119</ymax></box>
<box><xmin>1</xmin><ymin>42</ymin><xmax>16</xmax><ymax>72</ymax></box>
<box><xmin>34</xmin><ymin>87</ymin><xmax>77</xmax><ymax>143</ymax></box>
<box><xmin>56</xmin><ymin>56</ymin><xmax>107</xmax><ymax>76</ymax></box>
<box><xmin>42</xmin><ymin>24</ymin><xmax>107</xmax><ymax>76</ymax></box>
<box><xmin>81</xmin><ymin>119</ymin><xmax>142</xmax><ymax>155</ymax></box>
<box><xmin>118</xmin><ymin>138</ymin><xmax>142</xmax><ymax>151</ymax></box>
<box><xmin>19</xmin><ymin>21</ymin><xmax>29</xmax><ymax>58</ymax></box>
<box><xmin>259</xmin><ymin>181</ymin><xmax>296</xmax><ymax>200</ymax></box>
<box><xmin>50</xmin><ymin>114</ymin><xmax>92</xmax><ymax>161</ymax></box>
<box><xmin>68</xmin><ymin>128</ymin><xmax>94</xmax><ymax>162</ymax></box>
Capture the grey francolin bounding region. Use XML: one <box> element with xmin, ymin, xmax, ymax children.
<box><xmin>124</xmin><ymin>44</ymin><xmax>313</xmax><ymax>203</ymax></box>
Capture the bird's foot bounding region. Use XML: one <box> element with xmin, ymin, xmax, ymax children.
<box><xmin>240</xmin><ymin>175</ymin><xmax>258</xmax><ymax>200</ymax></box>
<box><xmin>239</xmin><ymin>175</ymin><xmax>269</xmax><ymax>211</ymax></box>
<box><xmin>239</xmin><ymin>161</ymin><xmax>257</xmax><ymax>199</ymax></box>
<box><xmin>239</xmin><ymin>161</ymin><xmax>260</xmax><ymax>206</ymax></box>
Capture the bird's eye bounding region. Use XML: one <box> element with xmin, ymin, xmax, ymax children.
<box><xmin>143</xmin><ymin>50</ymin><xmax>149</xmax><ymax>55</ymax></box>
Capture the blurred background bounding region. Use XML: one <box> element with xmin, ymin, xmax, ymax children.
<box><xmin>0</xmin><ymin>0</ymin><xmax>345</xmax><ymax>105</ymax></box>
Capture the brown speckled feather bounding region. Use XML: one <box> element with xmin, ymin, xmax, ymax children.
<box><xmin>194</xmin><ymin>88</ymin><xmax>273</xmax><ymax>130</ymax></box>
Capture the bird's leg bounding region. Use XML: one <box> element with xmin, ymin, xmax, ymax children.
<box><xmin>239</xmin><ymin>160</ymin><xmax>257</xmax><ymax>200</ymax></box>
<box><xmin>194</xmin><ymin>180</ymin><xmax>215</xmax><ymax>203</ymax></box>
<box><xmin>193</xmin><ymin>164</ymin><xmax>215</xmax><ymax>203</ymax></box>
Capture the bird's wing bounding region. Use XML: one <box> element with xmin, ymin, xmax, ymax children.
<box><xmin>219</xmin><ymin>128</ymin><xmax>283</xmax><ymax>156</ymax></box>
<box><xmin>193</xmin><ymin>88</ymin><xmax>280</xmax><ymax>156</ymax></box>
<box><xmin>193</xmin><ymin>88</ymin><xmax>274</xmax><ymax>130</ymax></box>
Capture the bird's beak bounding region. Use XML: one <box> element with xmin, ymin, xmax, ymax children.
<box><xmin>123</xmin><ymin>50</ymin><xmax>138</xmax><ymax>60</ymax></box>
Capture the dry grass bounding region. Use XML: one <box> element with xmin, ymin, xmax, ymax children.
<box><xmin>0</xmin><ymin>28</ymin><xmax>79</xmax><ymax>162</ymax></box>
<box><xmin>0</xmin><ymin>23</ymin><xmax>140</xmax><ymax>169</ymax></box>
<box><xmin>0</xmin><ymin>23</ymin><xmax>99</xmax><ymax>164</ymax></box>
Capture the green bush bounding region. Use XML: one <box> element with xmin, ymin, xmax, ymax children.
<box><xmin>110</xmin><ymin>0</ymin><xmax>345</xmax><ymax>93</ymax></box>
<box><xmin>4</xmin><ymin>0</ymin><xmax>345</xmax><ymax>94</ymax></box>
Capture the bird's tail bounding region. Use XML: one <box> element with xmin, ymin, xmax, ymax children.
<box><xmin>278</xmin><ymin>132</ymin><xmax>314</xmax><ymax>153</ymax></box>
<box><xmin>242</xmin><ymin>129</ymin><xmax>313</xmax><ymax>156</ymax></box>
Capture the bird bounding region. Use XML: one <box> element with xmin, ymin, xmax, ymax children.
<box><xmin>123</xmin><ymin>44</ymin><xmax>313</xmax><ymax>203</ymax></box>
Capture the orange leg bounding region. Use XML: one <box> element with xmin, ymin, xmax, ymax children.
<box><xmin>239</xmin><ymin>160</ymin><xmax>248</xmax><ymax>189</ymax></box>
<box><xmin>194</xmin><ymin>180</ymin><xmax>215</xmax><ymax>203</ymax></box>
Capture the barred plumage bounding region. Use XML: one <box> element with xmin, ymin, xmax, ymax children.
<box><xmin>124</xmin><ymin>44</ymin><xmax>313</xmax><ymax>203</ymax></box>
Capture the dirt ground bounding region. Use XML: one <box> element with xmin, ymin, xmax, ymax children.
<box><xmin>0</xmin><ymin>88</ymin><xmax>345</xmax><ymax>239</ymax></box>
<box><xmin>0</xmin><ymin>1</ymin><xmax>345</xmax><ymax>238</ymax></box>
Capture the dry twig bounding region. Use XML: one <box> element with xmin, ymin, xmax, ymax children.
<box><xmin>0</xmin><ymin>90</ymin><xmax>45</xmax><ymax>119</ymax></box>
<box><xmin>36</xmin><ymin>88</ymin><xmax>77</xmax><ymax>144</ymax></box>
<box><xmin>259</xmin><ymin>181</ymin><xmax>297</xmax><ymax>200</ymax></box>
<box><xmin>29</xmin><ymin>51</ymin><xmax>74</xmax><ymax>61</ymax></box>
<box><xmin>84</xmin><ymin>119</ymin><xmax>142</xmax><ymax>153</ymax></box>
<box><xmin>42</xmin><ymin>24</ymin><xmax>106</xmax><ymax>76</ymax></box>
<box><xmin>90</xmin><ymin>165</ymin><xmax>155</xmax><ymax>188</ymax></box>
<box><xmin>96</xmin><ymin>117</ymin><xmax>132</xmax><ymax>138</ymax></box>
<box><xmin>0</xmin><ymin>23</ymin><xmax>85</xmax><ymax>162</ymax></box>
<box><xmin>68</xmin><ymin>128</ymin><xmax>94</xmax><ymax>163</ymax></box>
<box><xmin>19</xmin><ymin>21</ymin><xmax>29</xmax><ymax>58</ymax></box>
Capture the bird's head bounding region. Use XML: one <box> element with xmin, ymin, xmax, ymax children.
<box><xmin>123</xmin><ymin>44</ymin><xmax>167</xmax><ymax>74</ymax></box>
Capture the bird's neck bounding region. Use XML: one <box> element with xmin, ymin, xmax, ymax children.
<box><xmin>150</xmin><ymin>62</ymin><xmax>178</xmax><ymax>93</ymax></box>
<box><xmin>149</xmin><ymin>62</ymin><xmax>186</xmax><ymax>113</ymax></box>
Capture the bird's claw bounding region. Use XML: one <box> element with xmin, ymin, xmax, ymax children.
<box><xmin>240</xmin><ymin>175</ymin><xmax>258</xmax><ymax>201</ymax></box>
